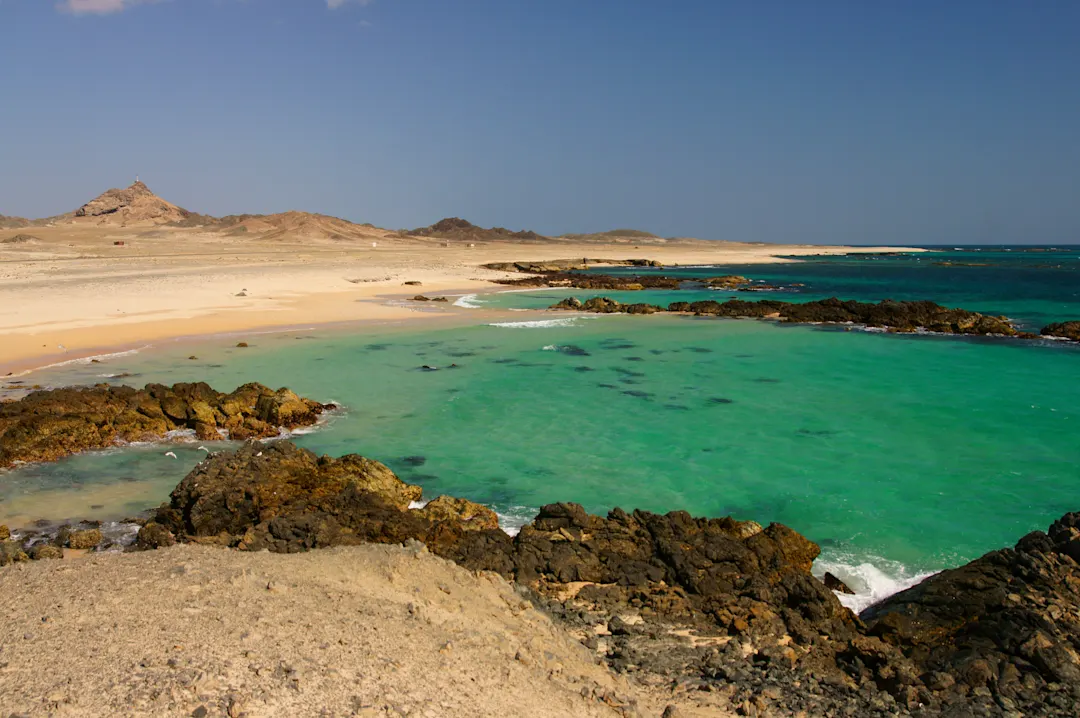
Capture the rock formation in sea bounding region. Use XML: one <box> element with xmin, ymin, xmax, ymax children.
<box><xmin>0</xmin><ymin>382</ymin><xmax>331</xmax><ymax>467</ymax></box>
<box><xmin>1041</xmin><ymin>321</ymin><xmax>1080</xmax><ymax>341</ymax></box>
<box><xmin>861</xmin><ymin>512</ymin><xmax>1080</xmax><ymax>715</ymax></box>
<box><xmin>551</xmin><ymin>295</ymin><xmax>1033</xmax><ymax>338</ymax></box>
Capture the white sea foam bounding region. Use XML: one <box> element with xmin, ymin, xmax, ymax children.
<box><xmin>814</xmin><ymin>554</ymin><xmax>938</xmax><ymax>614</ymax></box>
<box><xmin>163</xmin><ymin>428</ymin><xmax>198</xmax><ymax>441</ymax></box>
<box><xmin>408</xmin><ymin>500</ymin><xmax>430</xmax><ymax>510</ymax></box>
<box><xmin>11</xmin><ymin>345</ymin><xmax>152</xmax><ymax>378</ymax></box>
<box><xmin>496</xmin><ymin>506</ymin><xmax>537</xmax><ymax>536</ymax></box>
<box><xmin>453</xmin><ymin>294</ymin><xmax>484</xmax><ymax>308</ymax></box>
<box><xmin>488</xmin><ymin>317</ymin><xmax>593</xmax><ymax>329</ymax></box>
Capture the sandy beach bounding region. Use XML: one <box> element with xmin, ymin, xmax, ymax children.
<box><xmin>0</xmin><ymin>223</ymin><xmax>917</xmax><ymax>376</ymax></box>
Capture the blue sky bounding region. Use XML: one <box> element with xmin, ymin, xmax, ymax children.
<box><xmin>1</xmin><ymin>1</ymin><xmax>1078</xmax><ymax>244</ymax></box>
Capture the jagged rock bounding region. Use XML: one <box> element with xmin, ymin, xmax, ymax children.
<box><xmin>581</xmin><ymin>297</ymin><xmax>623</xmax><ymax>313</ymax></box>
<box><xmin>553</xmin><ymin>295</ymin><xmax>1027</xmax><ymax>338</ymax></box>
<box><xmin>0</xmin><ymin>524</ymin><xmax>8</xmax><ymax>541</ymax></box>
<box><xmin>1041</xmin><ymin>321</ymin><xmax>1080</xmax><ymax>341</ymax></box>
<box><xmin>0</xmin><ymin>382</ymin><xmax>331</xmax><ymax>467</ymax></box>
<box><xmin>146</xmin><ymin>442</ymin><xmax>502</xmax><ymax>555</ymax></box>
<box><xmin>823</xmin><ymin>571</ymin><xmax>855</xmax><ymax>594</ymax></box>
<box><xmin>73</xmin><ymin>181</ymin><xmax>193</xmax><ymax>225</ymax></box>
<box><xmin>863</xmin><ymin>512</ymin><xmax>1080</xmax><ymax>709</ymax></box>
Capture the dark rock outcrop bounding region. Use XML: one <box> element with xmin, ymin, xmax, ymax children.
<box><xmin>116</xmin><ymin>443</ymin><xmax>1080</xmax><ymax>714</ymax></box>
<box><xmin>862</xmin><ymin>512</ymin><xmax>1080</xmax><ymax>714</ymax></box>
<box><xmin>553</xmin><ymin>295</ymin><xmax>1030</xmax><ymax>338</ymax></box>
<box><xmin>0</xmin><ymin>382</ymin><xmax>331</xmax><ymax>468</ymax></box>
<box><xmin>1041</xmin><ymin>321</ymin><xmax>1080</xmax><ymax>341</ymax></box>
<box><xmin>149</xmin><ymin>441</ymin><xmax>497</xmax><ymax>554</ymax></box>
<box><xmin>482</xmin><ymin>258</ymin><xmax>663</xmax><ymax>274</ymax></box>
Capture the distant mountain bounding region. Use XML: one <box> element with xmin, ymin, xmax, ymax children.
<box><xmin>73</xmin><ymin>181</ymin><xmax>194</xmax><ymax>225</ymax></box>
<box><xmin>0</xmin><ymin>215</ymin><xmax>31</xmax><ymax>229</ymax></box>
<box><xmin>205</xmin><ymin>211</ymin><xmax>384</xmax><ymax>241</ymax></box>
<box><xmin>558</xmin><ymin>228</ymin><xmax>667</xmax><ymax>243</ymax></box>
<box><xmin>406</xmin><ymin>217</ymin><xmax>547</xmax><ymax>243</ymax></box>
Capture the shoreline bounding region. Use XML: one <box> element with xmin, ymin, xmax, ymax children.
<box><xmin>0</xmin><ymin>231</ymin><xmax>921</xmax><ymax>376</ymax></box>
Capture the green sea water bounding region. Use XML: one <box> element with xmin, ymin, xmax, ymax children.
<box><xmin>3</xmin><ymin>249</ymin><xmax>1079</xmax><ymax>610</ymax></box>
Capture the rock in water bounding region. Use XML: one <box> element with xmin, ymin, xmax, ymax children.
<box><xmin>862</xmin><ymin>511</ymin><xmax>1080</xmax><ymax>711</ymax></box>
<box><xmin>1041</xmin><ymin>320</ymin><xmax>1080</xmax><ymax>341</ymax></box>
<box><xmin>149</xmin><ymin>442</ymin><xmax>494</xmax><ymax>554</ymax></box>
<box><xmin>0</xmin><ymin>382</ymin><xmax>331</xmax><ymax>467</ymax></box>
<box><xmin>823</xmin><ymin>571</ymin><xmax>855</xmax><ymax>594</ymax></box>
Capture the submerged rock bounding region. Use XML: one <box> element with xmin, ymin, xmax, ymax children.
<box><xmin>0</xmin><ymin>382</ymin><xmax>332</xmax><ymax>467</ymax></box>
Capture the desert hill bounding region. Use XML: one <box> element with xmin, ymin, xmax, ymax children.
<box><xmin>4</xmin><ymin>182</ymin><xmax>702</xmax><ymax>245</ymax></box>
<box><xmin>406</xmin><ymin>217</ymin><xmax>547</xmax><ymax>243</ymax></box>
<box><xmin>206</xmin><ymin>210</ymin><xmax>387</xmax><ymax>242</ymax></box>
<box><xmin>559</xmin><ymin>228</ymin><xmax>669</xmax><ymax>243</ymax></box>
<box><xmin>72</xmin><ymin>180</ymin><xmax>194</xmax><ymax>226</ymax></box>
<box><xmin>0</xmin><ymin>214</ymin><xmax>30</xmax><ymax>230</ymax></box>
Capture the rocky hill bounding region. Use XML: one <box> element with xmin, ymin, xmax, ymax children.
<box><xmin>73</xmin><ymin>180</ymin><xmax>194</xmax><ymax>225</ymax></box>
<box><xmin>406</xmin><ymin>217</ymin><xmax>547</xmax><ymax>243</ymax></box>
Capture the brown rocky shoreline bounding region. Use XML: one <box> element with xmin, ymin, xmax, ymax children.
<box><xmin>0</xmin><ymin>381</ymin><xmax>332</xmax><ymax>468</ymax></box>
<box><xmin>548</xmin><ymin>295</ymin><xmax>1080</xmax><ymax>341</ymax></box>
<box><xmin>5</xmin><ymin>432</ymin><xmax>1079</xmax><ymax>717</ymax></box>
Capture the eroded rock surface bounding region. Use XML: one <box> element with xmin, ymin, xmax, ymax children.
<box><xmin>73</xmin><ymin>180</ymin><xmax>194</xmax><ymax>225</ymax></box>
<box><xmin>0</xmin><ymin>382</ymin><xmax>330</xmax><ymax>467</ymax></box>
<box><xmin>862</xmin><ymin>512</ymin><xmax>1080</xmax><ymax>715</ymax></box>
<box><xmin>554</xmin><ymin>296</ymin><xmax>1030</xmax><ymax>338</ymax></box>
<box><xmin>148</xmin><ymin>441</ymin><xmax>497</xmax><ymax>554</ymax></box>
<box><xmin>1041</xmin><ymin>321</ymin><xmax>1080</xmax><ymax>341</ymax></box>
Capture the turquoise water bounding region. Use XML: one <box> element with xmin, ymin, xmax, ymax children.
<box><xmin>3</xmin><ymin>248</ymin><xmax>1078</xmax><ymax>609</ymax></box>
<box><xmin>478</xmin><ymin>246</ymin><xmax>1080</xmax><ymax>330</ymax></box>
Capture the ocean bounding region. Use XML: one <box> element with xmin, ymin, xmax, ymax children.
<box><xmin>3</xmin><ymin>245</ymin><xmax>1078</xmax><ymax>611</ymax></box>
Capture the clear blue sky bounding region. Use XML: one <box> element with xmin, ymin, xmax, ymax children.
<box><xmin>1</xmin><ymin>1</ymin><xmax>1078</xmax><ymax>244</ymax></box>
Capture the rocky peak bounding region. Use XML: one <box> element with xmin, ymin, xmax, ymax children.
<box><xmin>73</xmin><ymin>180</ymin><xmax>193</xmax><ymax>225</ymax></box>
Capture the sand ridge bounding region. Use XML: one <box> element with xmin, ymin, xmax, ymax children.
<box><xmin>0</xmin><ymin>542</ymin><xmax>731</xmax><ymax>717</ymax></box>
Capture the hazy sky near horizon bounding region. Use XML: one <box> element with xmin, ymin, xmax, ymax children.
<box><xmin>1</xmin><ymin>1</ymin><xmax>1078</xmax><ymax>244</ymax></box>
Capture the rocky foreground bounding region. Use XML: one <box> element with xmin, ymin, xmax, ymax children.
<box><xmin>5</xmin><ymin>441</ymin><xmax>1078</xmax><ymax>716</ymax></box>
<box><xmin>0</xmin><ymin>382</ymin><xmax>331</xmax><ymax>468</ymax></box>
